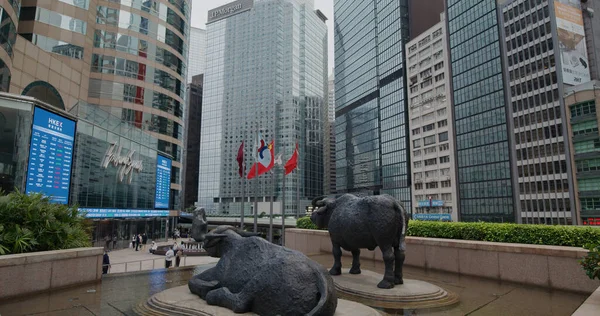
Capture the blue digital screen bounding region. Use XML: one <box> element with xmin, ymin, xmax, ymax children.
<box><xmin>25</xmin><ymin>107</ymin><xmax>76</xmax><ymax>204</ymax></box>
<box><xmin>80</xmin><ymin>208</ymin><xmax>170</xmax><ymax>218</ymax></box>
<box><xmin>155</xmin><ymin>155</ymin><xmax>171</xmax><ymax>209</ymax></box>
<box><xmin>417</xmin><ymin>200</ymin><xmax>445</xmax><ymax>207</ymax></box>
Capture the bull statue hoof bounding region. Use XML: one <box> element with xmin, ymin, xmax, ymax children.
<box><xmin>188</xmin><ymin>225</ymin><xmax>338</xmax><ymax>316</ymax></box>
<box><xmin>377</xmin><ymin>279</ymin><xmax>395</xmax><ymax>289</ymax></box>
<box><xmin>311</xmin><ymin>194</ymin><xmax>409</xmax><ymax>290</ymax></box>
<box><xmin>329</xmin><ymin>267</ymin><xmax>342</xmax><ymax>276</ymax></box>
<box><xmin>349</xmin><ymin>265</ymin><xmax>361</xmax><ymax>275</ymax></box>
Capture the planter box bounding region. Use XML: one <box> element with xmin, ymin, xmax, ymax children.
<box><xmin>0</xmin><ymin>247</ymin><xmax>104</xmax><ymax>300</ymax></box>
<box><xmin>285</xmin><ymin>229</ymin><xmax>599</xmax><ymax>293</ymax></box>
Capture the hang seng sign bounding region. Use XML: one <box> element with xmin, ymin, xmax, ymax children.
<box><xmin>101</xmin><ymin>143</ymin><xmax>143</xmax><ymax>183</ymax></box>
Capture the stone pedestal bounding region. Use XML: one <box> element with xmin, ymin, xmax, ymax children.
<box><xmin>332</xmin><ymin>269</ymin><xmax>459</xmax><ymax>310</ymax></box>
<box><xmin>135</xmin><ymin>285</ymin><xmax>383</xmax><ymax>316</ymax></box>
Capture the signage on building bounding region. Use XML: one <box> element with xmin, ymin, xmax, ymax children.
<box><xmin>101</xmin><ymin>143</ymin><xmax>143</xmax><ymax>184</ymax></box>
<box><xmin>155</xmin><ymin>155</ymin><xmax>172</xmax><ymax>209</ymax></box>
<box><xmin>413</xmin><ymin>213</ymin><xmax>451</xmax><ymax>221</ymax></box>
<box><xmin>417</xmin><ymin>200</ymin><xmax>444</xmax><ymax>207</ymax></box>
<box><xmin>80</xmin><ymin>208</ymin><xmax>169</xmax><ymax>218</ymax></box>
<box><xmin>207</xmin><ymin>0</ymin><xmax>254</xmax><ymax>24</ymax></box>
<box><xmin>555</xmin><ymin>1</ymin><xmax>591</xmax><ymax>85</ymax></box>
<box><xmin>25</xmin><ymin>107</ymin><xmax>76</xmax><ymax>204</ymax></box>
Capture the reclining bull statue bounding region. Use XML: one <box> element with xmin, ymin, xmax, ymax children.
<box><xmin>311</xmin><ymin>194</ymin><xmax>409</xmax><ymax>289</ymax></box>
<box><xmin>188</xmin><ymin>225</ymin><xmax>338</xmax><ymax>316</ymax></box>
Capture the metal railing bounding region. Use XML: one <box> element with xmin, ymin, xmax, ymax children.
<box><xmin>102</xmin><ymin>255</ymin><xmax>190</xmax><ymax>274</ymax></box>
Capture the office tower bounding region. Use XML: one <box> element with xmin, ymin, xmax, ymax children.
<box><xmin>324</xmin><ymin>73</ymin><xmax>336</xmax><ymax>194</ymax></box>
<box><xmin>197</xmin><ymin>0</ymin><xmax>328</xmax><ymax>215</ymax></box>
<box><xmin>334</xmin><ymin>0</ymin><xmax>411</xmax><ymax>208</ymax></box>
<box><xmin>183</xmin><ymin>74</ymin><xmax>203</xmax><ymax>209</ymax></box>
<box><xmin>499</xmin><ymin>0</ymin><xmax>595</xmax><ymax>224</ymax></box>
<box><xmin>0</xmin><ymin>0</ymin><xmax>191</xmax><ymax>238</ymax></box>
<box><xmin>187</xmin><ymin>27</ymin><xmax>206</xmax><ymax>82</ymax></box>
<box><xmin>564</xmin><ymin>81</ymin><xmax>600</xmax><ymax>226</ymax></box>
<box><xmin>446</xmin><ymin>0</ymin><xmax>515</xmax><ymax>222</ymax></box>
<box><xmin>581</xmin><ymin>0</ymin><xmax>600</xmax><ymax>80</ymax></box>
<box><xmin>407</xmin><ymin>14</ymin><xmax>458</xmax><ymax>221</ymax></box>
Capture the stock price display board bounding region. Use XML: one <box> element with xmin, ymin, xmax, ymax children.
<box><xmin>25</xmin><ymin>107</ymin><xmax>76</xmax><ymax>204</ymax></box>
<box><xmin>155</xmin><ymin>155</ymin><xmax>172</xmax><ymax>209</ymax></box>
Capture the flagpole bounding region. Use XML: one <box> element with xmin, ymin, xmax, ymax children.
<box><xmin>296</xmin><ymin>169</ymin><xmax>300</xmax><ymax>218</ymax></box>
<box><xmin>254</xmin><ymin>128</ymin><xmax>258</xmax><ymax>233</ymax></box>
<box><xmin>240</xmin><ymin>142</ymin><xmax>245</xmax><ymax>231</ymax></box>
<box><xmin>281</xmin><ymin>172</ymin><xmax>286</xmax><ymax>246</ymax></box>
<box><xmin>269</xmin><ymin>167</ymin><xmax>274</xmax><ymax>243</ymax></box>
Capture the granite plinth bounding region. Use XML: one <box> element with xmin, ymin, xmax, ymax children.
<box><xmin>332</xmin><ymin>269</ymin><xmax>459</xmax><ymax>310</ymax></box>
<box><xmin>135</xmin><ymin>285</ymin><xmax>382</xmax><ymax>316</ymax></box>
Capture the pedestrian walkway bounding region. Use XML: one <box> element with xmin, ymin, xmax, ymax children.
<box><xmin>103</xmin><ymin>239</ymin><xmax>218</xmax><ymax>274</ymax></box>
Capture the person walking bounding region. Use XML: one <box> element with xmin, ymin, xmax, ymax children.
<box><xmin>104</xmin><ymin>235</ymin><xmax>110</xmax><ymax>251</ymax></box>
<box><xmin>112</xmin><ymin>235</ymin><xmax>117</xmax><ymax>250</ymax></box>
<box><xmin>142</xmin><ymin>233</ymin><xmax>148</xmax><ymax>251</ymax></box>
<box><xmin>102</xmin><ymin>250</ymin><xmax>111</xmax><ymax>274</ymax></box>
<box><xmin>135</xmin><ymin>234</ymin><xmax>141</xmax><ymax>251</ymax></box>
<box><xmin>165</xmin><ymin>247</ymin><xmax>174</xmax><ymax>268</ymax></box>
<box><xmin>175</xmin><ymin>247</ymin><xmax>183</xmax><ymax>268</ymax></box>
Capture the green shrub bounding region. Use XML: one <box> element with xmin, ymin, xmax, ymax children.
<box><xmin>580</xmin><ymin>243</ymin><xmax>600</xmax><ymax>280</ymax></box>
<box><xmin>294</xmin><ymin>217</ymin><xmax>600</xmax><ymax>248</ymax></box>
<box><xmin>296</xmin><ymin>216</ymin><xmax>321</xmax><ymax>230</ymax></box>
<box><xmin>406</xmin><ymin>221</ymin><xmax>600</xmax><ymax>247</ymax></box>
<box><xmin>0</xmin><ymin>190</ymin><xmax>91</xmax><ymax>255</ymax></box>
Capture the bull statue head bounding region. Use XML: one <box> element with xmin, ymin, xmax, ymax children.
<box><xmin>191</xmin><ymin>207</ymin><xmax>208</xmax><ymax>242</ymax></box>
<box><xmin>203</xmin><ymin>225</ymin><xmax>260</xmax><ymax>258</ymax></box>
<box><xmin>310</xmin><ymin>195</ymin><xmax>336</xmax><ymax>228</ymax></box>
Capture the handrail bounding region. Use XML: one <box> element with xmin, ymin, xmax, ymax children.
<box><xmin>102</xmin><ymin>255</ymin><xmax>190</xmax><ymax>274</ymax></box>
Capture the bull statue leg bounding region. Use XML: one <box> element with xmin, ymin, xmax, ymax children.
<box><xmin>394</xmin><ymin>247</ymin><xmax>405</xmax><ymax>284</ymax></box>
<box><xmin>349</xmin><ymin>249</ymin><xmax>361</xmax><ymax>274</ymax></box>
<box><xmin>378</xmin><ymin>246</ymin><xmax>396</xmax><ymax>289</ymax></box>
<box><xmin>189</xmin><ymin>267</ymin><xmax>221</xmax><ymax>299</ymax></box>
<box><xmin>205</xmin><ymin>287</ymin><xmax>253</xmax><ymax>313</ymax></box>
<box><xmin>330</xmin><ymin>242</ymin><xmax>342</xmax><ymax>275</ymax></box>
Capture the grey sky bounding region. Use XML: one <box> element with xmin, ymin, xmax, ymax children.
<box><xmin>191</xmin><ymin>0</ymin><xmax>335</xmax><ymax>74</ymax></box>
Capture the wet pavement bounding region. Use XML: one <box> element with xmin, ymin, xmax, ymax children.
<box><xmin>0</xmin><ymin>255</ymin><xmax>588</xmax><ymax>316</ymax></box>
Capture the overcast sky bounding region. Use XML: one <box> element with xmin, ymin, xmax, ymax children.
<box><xmin>191</xmin><ymin>0</ymin><xmax>335</xmax><ymax>74</ymax></box>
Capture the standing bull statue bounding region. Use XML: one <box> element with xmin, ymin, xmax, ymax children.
<box><xmin>188</xmin><ymin>225</ymin><xmax>338</xmax><ymax>316</ymax></box>
<box><xmin>310</xmin><ymin>194</ymin><xmax>409</xmax><ymax>289</ymax></box>
<box><xmin>191</xmin><ymin>207</ymin><xmax>208</xmax><ymax>242</ymax></box>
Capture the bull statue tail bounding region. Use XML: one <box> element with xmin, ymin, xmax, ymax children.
<box><xmin>394</xmin><ymin>200</ymin><xmax>409</xmax><ymax>250</ymax></box>
<box><xmin>306</xmin><ymin>263</ymin><xmax>337</xmax><ymax>316</ymax></box>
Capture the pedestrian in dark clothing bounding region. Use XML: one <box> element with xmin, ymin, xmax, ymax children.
<box><xmin>104</xmin><ymin>235</ymin><xmax>110</xmax><ymax>251</ymax></box>
<box><xmin>102</xmin><ymin>251</ymin><xmax>110</xmax><ymax>274</ymax></box>
<box><xmin>142</xmin><ymin>233</ymin><xmax>148</xmax><ymax>251</ymax></box>
<box><xmin>175</xmin><ymin>248</ymin><xmax>183</xmax><ymax>267</ymax></box>
<box><xmin>135</xmin><ymin>234</ymin><xmax>140</xmax><ymax>251</ymax></box>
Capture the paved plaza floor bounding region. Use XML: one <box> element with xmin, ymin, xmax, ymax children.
<box><xmin>0</xmin><ymin>252</ymin><xmax>590</xmax><ymax>315</ymax></box>
<box><xmin>103</xmin><ymin>240</ymin><xmax>218</xmax><ymax>274</ymax></box>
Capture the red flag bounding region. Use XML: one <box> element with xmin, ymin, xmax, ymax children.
<box><xmin>236</xmin><ymin>142</ymin><xmax>244</xmax><ymax>178</ymax></box>
<box><xmin>284</xmin><ymin>143</ymin><xmax>298</xmax><ymax>175</ymax></box>
<box><xmin>247</xmin><ymin>139</ymin><xmax>275</xmax><ymax>179</ymax></box>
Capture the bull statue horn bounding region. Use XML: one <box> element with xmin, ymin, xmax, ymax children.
<box><xmin>311</xmin><ymin>195</ymin><xmax>327</xmax><ymax>207</ymax></box>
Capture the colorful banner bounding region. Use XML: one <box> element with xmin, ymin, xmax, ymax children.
<box><xmin>555</xmin><ymin>1</ymin><xmax>590</xmax><ymax>85</ymax></box>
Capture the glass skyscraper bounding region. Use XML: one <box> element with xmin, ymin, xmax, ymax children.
<box><xmin>197</xmin><ymin>0</ymin><xmax>328</xmax><ymax>215</ymax></box>
<box><xmin>447</xmin><ymin>0</ymin><xmax>515</xmax><ymax>222</ymax></box>
<box><xmin>334</xmin><ymin>0</ymin><xmax>411</xmax><ymax>209</ymax></box>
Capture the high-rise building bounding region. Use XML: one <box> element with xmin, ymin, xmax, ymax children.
<box><xmin>187</xmin><ymin>27</ymin><xmax>206</xmax><ymax>82</ymax></box>
<box><xmin>406</xmin><ymin>14</ymin><xmax>458</xmax><ymax>221</ymax></box>
<box><xmin>446</xmin><ymin>0</ymin><xmax>515</xmax><ymax>222</ymax></box>
<box><xmin>564</xmin><ymin>81</ymin><xmax>600</xmax><ymax>226</ymax></box>
<box><xmin>183</xmin><ymin>74</ymin><xmax>203</xmax><ymax>209</ymax></box>
<box><xmin>0</xmin><ymin>0</ymin><xmax>191</xmax><ymax>241</ymax></box>
<box><xmin>581</xmin><ymin>0</ymin><xmax>600</xmax><ymax>80</ymax></box>
<box><xmin>498</xmin><ymin>0</ymin><xmax>591</xmax><ymax>224</ymax></box>
<box><xmin>334</xmin><ymin>0</ymin><xmax>411</xmax><ymax>207</ymax></box>
<box><xmin>324</xmin><ymin>73</ymin><xmax>336</xmax><ymax>195</ymax></box>
<box><xmin>197</xmin><ymin>0</ymin><xmax>328</xmax><ymax>215</ymax></box>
